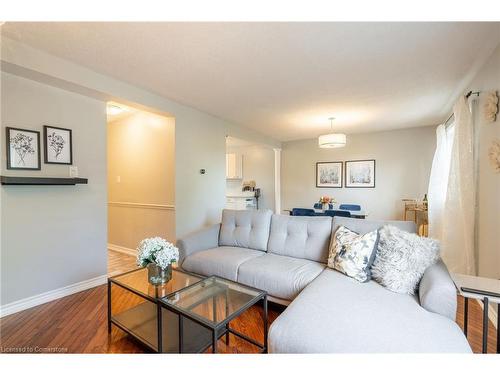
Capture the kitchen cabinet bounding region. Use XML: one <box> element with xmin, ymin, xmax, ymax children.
<box><xmin>226</xmin><ymin>153</ymin><xmax>243</xmax><ymax>179</ymax></box>
<box><xmin>226</xmin><ymin>196</ymin><xmax>257</xmax><ymax>210</ymax></box>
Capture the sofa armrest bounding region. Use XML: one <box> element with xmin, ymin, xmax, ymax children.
<box><xmin>419</xmin><ymin>259</ymin><xmax>457</xmax><ymax>321</ymax></box>
<box><xmin>176</xmin><ymin>223</ymin><xmax>221</xmax><ymax>265</ymax></box>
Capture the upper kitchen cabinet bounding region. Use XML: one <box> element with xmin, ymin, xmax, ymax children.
<box><xmin>226</xmin><ymin>152</ymin><xmax>243</xmax><ymax>180</ymax></box>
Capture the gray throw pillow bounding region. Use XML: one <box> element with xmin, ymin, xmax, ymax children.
<box><xmin>328</xmin><ymin>226</ymin><xmax>379</xmax><ymax>283</ymax></box>
<box><xmin>371</xmin><ymin>225</ymin><xmax>440</xmax><ymax>295</ymax></box>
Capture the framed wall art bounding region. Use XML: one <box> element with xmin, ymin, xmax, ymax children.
<box><xmin>345</xmin><ymin>159</ymin><xmax>376</xmax><ymax>188</ymax></box>
<box><xmin>6</xmin><ymin>127</ymin><xmax>41</xmax><ymax>170</ymax></box>
<box><xmin>316</xmin><ymin>161</ymin><xmax>343</xmax><ymax>188</ymax></box>
<box><xmin>44</xmin><ymin>125</ymin><xmax>73</xmax><ymax>165</ymax></box>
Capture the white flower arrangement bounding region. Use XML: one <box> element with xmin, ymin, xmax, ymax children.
<box><xmin>136</xmin><ymin>237</ymin><xmax>179</xmax><ymax>269</ymax></box>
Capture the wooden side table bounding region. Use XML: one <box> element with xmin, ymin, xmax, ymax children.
<box><xmin>402</xmin><ymin>199</ymin><xmax>428</xmax><ymax>236</ymax></box>
<box><xmin>452</xmin><ymin>273</ymin><xmax>500</xmax><ymax>353</ymax></box>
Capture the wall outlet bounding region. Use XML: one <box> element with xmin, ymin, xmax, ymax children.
<box><xmin>116</xmin><ymin>176</ymin><xmax>121</xmax><ymax>183</ymax></box>
<box><xmin>69</xmin><ymin>166</ymin><xmax>79</xmax><ymax>177</ymax></box>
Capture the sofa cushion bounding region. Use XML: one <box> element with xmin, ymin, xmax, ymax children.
<box><xmin>267</xmin><ymin>214</ymin><xmax>332</xmax><ymax>262</ymax></box>
<box><xmin>237</xmin><ymin>253</ymin><xmax>325</xmax><ymax>300</ymax></box>
<box><xmin>372</xmin><ymin>225</ymin><xmax>440</xmax><ymax>295</ymax></box>
<box><xmin>219</xmin><ymin>209</ymin><xmax>273</xmax><ymax>251</ymax></box>
<box><xmin>327</xmin><ymin>226</ymin><xmax>378</xmax><ymax>282</ymax></box>
<box><xmin>268</xmin><ymin>268</ymin><xmax>471</xmax><ymax>353</ymax></box>
<box><xmin>181</xmin><ymin>246</ymin><xmax>264</xmax><ymax>281</ymax></box>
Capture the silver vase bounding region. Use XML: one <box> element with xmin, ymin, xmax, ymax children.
<box><xmin>147</xmin><ymin>263</ymin><xmax>172</xmax><ymax>286</ymax></box>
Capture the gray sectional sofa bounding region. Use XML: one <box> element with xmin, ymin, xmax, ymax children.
<box><xmin>177</xmin><ymin>209</ymin><xmax>471</xmax><ymax>353</ymax></box>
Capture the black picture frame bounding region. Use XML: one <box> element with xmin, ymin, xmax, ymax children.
<box><xmin>6</xmin><ymin>127</ymin><xmax>41</xmax><ymax>170</ymax></box>
<box><xmin>43</xmin><ymin>125</ymin><xmax>73</xmax><ymax>165</ymax></box>
<box><xmin>316</xmin><ymin>161</ymin><xmax>343</xmax><ymax>188</ymax></box>
<box><xmin>345</xmin><ymin>159</ymin><xmax>376</xmax><ymax>188</ymax></box>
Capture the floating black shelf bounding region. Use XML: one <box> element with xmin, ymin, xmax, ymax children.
<box><xmin>0</xmin><ymin>176</ymin><xmax>88</xmax><ymax>185</ymax></box>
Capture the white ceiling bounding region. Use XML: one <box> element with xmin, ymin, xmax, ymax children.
<box><xmin>226</xmin><ymin>136</ymin><xmax>262</xmax><ymax>149</ymax></box>
<box><xmin>2</xmin><ymin>22</ymin><xmax>500</xmax><ymax>141</ymax></box>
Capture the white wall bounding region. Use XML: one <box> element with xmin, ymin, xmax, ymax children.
<box><xmin>0</xmin><ymin>37</ymin><xmax>281</xmax><ymax>240</ymax></box>
<box><xmin>281</xmin><ymin>126</ymin><xmax>436</xmax><ymax>220</ymax></box>
<box><xmin>1</xmin><ymin>72</ymin><xmax>107</xmax><ymax>305</ymax></box>
<box><xmin>226</xmin><ymin>145</ymin><xmax>275</xmax><ymax>211</ymax></box>
<box><xmin>464</xmin><ymin>43</ymin><xmax>500</xmax><ymax>279</ymax></box>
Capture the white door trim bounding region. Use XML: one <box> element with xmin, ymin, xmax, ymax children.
<box><xmin>274</xmin><ymin>148</ymin><xmax>281</xmax><ymax>214</ymax></box>
<box><xmin>108</xmin><ymin>201</ymin><xmax>175</xmax><ymax>210</ymax></box>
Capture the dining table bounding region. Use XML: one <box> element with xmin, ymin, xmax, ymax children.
<box><xmin>282</xmin><ymin>208</ymin><xmax>368</xmax><ymax>219</ymax></box>
<box><xmin>312</xmin><ymin>208</ymin><xmax>368</xmax><ymax>219</ymax></box>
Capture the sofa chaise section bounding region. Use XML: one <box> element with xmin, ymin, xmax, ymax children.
<box><xmin>331</xmin><ymin>216</ymin><xmax>458</xmax><ymax>321</ymax></box>
<box><xmin>268</xmin><ymin>268</ymin><xmax>471</xmax><ymax>353</ymax></box>
<box><xmin>268</xmin><ymin>216</ymin><xmax>470</xmax><ymax>353</ymax></box>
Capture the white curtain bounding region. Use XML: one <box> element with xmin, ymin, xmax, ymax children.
<box><xmin>428</xmin><ymin>124</ymin><xmax>453</xmax><ymax>240</ymax></box>
<box><xmin>428</xmin><ymin>96</ymin><xmax>476</xmax><ymax>275</ymax></box>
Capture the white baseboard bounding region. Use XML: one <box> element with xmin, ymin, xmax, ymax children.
<box><xmin>0</xmin><ymin>274</ymin><xmax>108</xmax><ymax>318</ymax></box>
<box><xmin>108</xmin><ymin>243</ymin><xmax>136</xmax><ymax>257</ymax></box>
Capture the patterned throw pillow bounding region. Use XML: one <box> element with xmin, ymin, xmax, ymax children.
<box><xmin>327</xmin><ymin>226</ymin><xmax>379</xmax><ymax>282</ymax></box>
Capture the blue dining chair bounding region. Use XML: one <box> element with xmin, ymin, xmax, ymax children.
<box><xmin>292</xmin><ymin>208</ymin><xmax>316</xmax><ymax>216</ymax></box>
<box><xmin>324</xmin><ymin>210</ymin><xmax>351</xmax><ymax>218</ymax></box>
<box><xmin>313</xmin><ymin>203</ymin><xmax>333</xmax><ymax>209</ymax></box>
<box><xmin>339</xmin><ymin>204</ymin><xmax>361</xmax><ymax>211</ymax></box>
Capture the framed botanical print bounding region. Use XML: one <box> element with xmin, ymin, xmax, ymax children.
<box><xmin>316</xmin><ymin>161</ymin><xmax>343</xmax><ymax>188</ymax></box>
<box><xmin>6</xmin><ymin>127</ymin><xmax>41</xmax><ymax>170</ymax></box>
<box><xmin>345</xmin><ymin>159</ymin><xmax>376</xmax><ymax>188</ymax></box>
<box><xmin>44</xmin><ymin>125</ymin><xmax>73</xmax><ymax>165</ymax></box>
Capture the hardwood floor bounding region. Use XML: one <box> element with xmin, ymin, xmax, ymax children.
<box><xmin>0</xmin><ymin>251</ymin><xmax>497</xmax><ymax>353</ymax></box>
<box><xmin>456</xmin><ymin>295</ymin><xmax>498</xmax><ymax>354</ymax></box>
<box><xmin>0</xmin><ymin>284</ymin><xmax>279</xmax><ymax>353</ymax></box>
<box><xmin>108</xmin><ymin>249</ymin><xmax>139</xmax><ymax>276</ymax></box>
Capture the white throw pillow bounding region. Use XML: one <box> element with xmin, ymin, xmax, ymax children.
<box><xmin>328</xmin><ymin>226</ymin><xmax>378</xmax><ymax>283</ymax></box>
<box><xmin>371</xmin><ymin>225</ymin><xmax>440</xmax><ymax>295</ymax></box>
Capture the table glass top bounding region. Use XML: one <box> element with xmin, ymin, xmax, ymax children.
<box><xmin>110</xmin><ymin>267</ymin><xmax>202</xmax><ymax>299</ymax></box>
<box><xmin>161</xmin><ymin>276</ymin><xmax>265</xmax><ymax>327</ymax></box>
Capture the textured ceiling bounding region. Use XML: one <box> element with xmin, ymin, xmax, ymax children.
<box><xmin>2</xmin><ymin>22</ymin><xmax>499</xmax><ymax>141</ymax></box>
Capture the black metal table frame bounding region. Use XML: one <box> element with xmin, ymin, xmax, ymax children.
<box><xmin>462</xmin><ymin>296</ymin><xmax>500</xmax><ymax>354</ymax></box>
<box><xmin>160</xmin><ymin>275</ymin><xmax>268</xmax><ymax>353</ymax></box>
<box><xmin>107</xmin><ymin>268</ymin><xmax>268</xmax><ymax>353</ymax></box>
<box><xmin>107</xmin><ymin>267</ymin><xmax>203</xmax><ymax>353</ymax></box>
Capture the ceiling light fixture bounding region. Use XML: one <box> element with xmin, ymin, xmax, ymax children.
<box><xmin>107</xmin><ymin>104</ymin><xmax>125</xmax><ymax>116</ymax></box>
<box><xmin>318</xmin><ymin>117</ymin><xmax>346</xmax><ymax>148</ymax></box>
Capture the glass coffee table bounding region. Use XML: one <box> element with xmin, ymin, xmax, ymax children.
<box><xmin>108</xmin><ymin>269</ymin><xmax>268</xmax><ymax>353</ymax></box>
<box><xmin>108</xmin><ymin>267</ymin><xmax>203</xmax><ymax>352</ymax></box>
<box><xmin>161</xmin><ymin>276</ymin><xmax>268</xmax><ymax>353</ymax></box>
